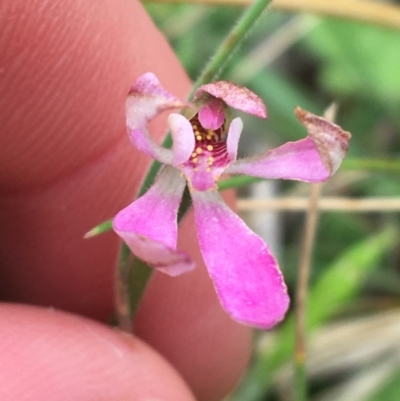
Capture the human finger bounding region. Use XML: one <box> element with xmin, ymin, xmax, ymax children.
<box><xmin>0</xmin><ymin>303</ymin><xmax>196</xmax><ymax>401</ymax></box>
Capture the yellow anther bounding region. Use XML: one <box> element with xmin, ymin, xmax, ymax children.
<box><xmin>206</xmin><ymin>135</ymin><xmax>212</xmax><ymax>140</ymax></box>
<box><xmin>207</xmin><ymin>145</ymin><xmax>214</xmax><ymax>151</ymax></box>
<box><xmin>208</xmin><ymin>156</ymin><xmax>214</xmax><ymax>162</ymax></box>
<box><xmin>196</xmin><ymin>135</ymin><xmax>202</xmax><ymax>141</ymax></box>
<box><xmin>196</xmin><ymin>147</ymin><xmax>202</xmax><ymax>154</ymax></box>
<box><xmin>192</xmin><ymin>157</ymin><xmax>198</xmax><ymax>163</ymax></box>
<box><xmin>192</xmin><ymin>125</ymin><xmax>198</xmax><ymax>130</ymax></box>
<box><xmin>192</xmin><ymin>152</ymin><xmax>197</xmax><ymax>158</ymax></box>
<box><xmin>206</xmin><ymin>167</ymin><xmax>211</xmax><ymax>172</ymax></box>
<box><xmin>208</xmin><ymin>160</ymin><xmax>213</xmax><ymax>166</ymax></box>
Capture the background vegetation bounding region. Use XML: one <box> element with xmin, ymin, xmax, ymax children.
<box><xmin>145</xmin><ymin>1</ymin><xmax>400</xmax><ymax>400</ymax></box>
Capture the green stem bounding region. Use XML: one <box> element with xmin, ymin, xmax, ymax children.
<box><xmin>294</xmin><ymin>360</ymin><xmax>307</xmax><ymax>401</ymax></box>
<box><xmin>342</xmin><ymin>157</ymin><xmax>400</xmax><ymax>172</ymax></box>
<box><xmin>189</xmin><ymin>0</ymin><xmax>274</xmax><ymax>93</ymax></box>
<box><xmin>116</xmin><ymin>0</ymin><xmax>274</xmax><ymax>332</ymax></box>
<box><xmin>115</xmin><ymin>242</ymin><xmax>134</xmax><ymax>332</ymax></box>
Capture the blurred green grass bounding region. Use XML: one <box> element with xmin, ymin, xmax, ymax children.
<box><xmin>144</xmin><ymin>3</ymin><xmax>400</xmax><ymax>400</ymax></box>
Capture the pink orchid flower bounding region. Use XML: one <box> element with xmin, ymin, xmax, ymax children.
<box><xmin>113</xmin><ymin>72</ymin><xmax>351</xmax><ymax>329</ymax></box>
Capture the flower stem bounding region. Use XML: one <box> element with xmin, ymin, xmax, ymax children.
<box><xmin>116</xmin><ymin>0</ymin><xmax>274</xmax><ymax>333</ymax></box>
<box><xmin>294</xmin><ymin>182</ymin><xmax>322</xmax><ymax>401</ymax></box>
<box><xmin>115</xmin><ymin>242</ymin><xmax>133</xmax><ymax>332</ymax></box>
<box><xmin>189</xmin><ymin>0</ymin><xmax>274</xmax><ymax>93</ymax></box>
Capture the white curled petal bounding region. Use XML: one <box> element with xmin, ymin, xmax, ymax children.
<box><xmin>168</xmin><ymin>113</ymin><xmax>195</xmax><ymax>166</ymax></box>
<box><xmin>126</xmin><ymin>73</ymin><xmax>186</xmax><ymax>164</ymax></box>
<box><xmin>226</xmin><ymin>117</ymin><xmax>243</xmax><ymax>163</ymax></box>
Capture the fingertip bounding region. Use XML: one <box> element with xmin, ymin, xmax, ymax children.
<box><xmin>0</xmin><ymin>0</ymin><xmax>190</xmax><ymax>318</ymax></box>
<box><xmin>0</xmin><ymin>0</ymin><xmax>190</xmax><ymax>190</ymax></box>
<box><xmin>0</xmin><ymin>304</ymin><xmax>196</xmax><ymax>401</ymax></box>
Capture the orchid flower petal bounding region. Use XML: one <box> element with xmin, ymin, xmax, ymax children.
<box><xmin>198</xmin><ymin>98</ymin><xmax>226</xmax><ymax>130</ymax></box>
<box><xmin>227</xmin><ymin>108</ymin><xmax>351</xmax><ymax>182</ymax></box>
<box><xmin>226</xmin><ymin>117</ymin><xmax>244</xmax><ymax>162</ymax></box>
<box><xmin>113</xmin><ymin>166</ymin><xmax>194</xmax><ymax>276</ymax></box>
<box><xmin>126</xmin><ymin>72</ymin><xmax>186</xmax><ymax>164</ymax></box>
<box><xmin>168</xmin><ymin>113</ymin><xmax>195</xmax><ymax>166</ymax></box>
<box><xmin>192</xmin><ymin>190</ymin><xmax>289</xmax><ymax>329</ymax></box>
<box><xmin>226</xmin><ymin>137</ymin><xmax>330</xmax><ymax>181</ymax></box>
<box><xmin>295</xmin><ymin>107</ymin><xmax>351</xmax><ymax>175</ymax></box>
<box><xmin>194</xmin><ymin>81</ymin><xmax>267</xmax><ymax>118</ymax></box>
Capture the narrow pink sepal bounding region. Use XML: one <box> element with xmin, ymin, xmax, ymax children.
<box><xmin>192</xmin><ymin>190</ymin><xmax>289</xmax><ymax>329</ymax></box>
<box><xmin>226</xmin><ymin>117</ymin><xmax>243</xmax><ymax>162</ymax></box>
<box><xmin>194</xmin><ymin>81</ymin><xmax>267</xmax><ymax>118</ymax></box>
<box><xmin>113</xmin><ymin>166</ymin><xmax>195</xmax><ymax>276</ymax></box>
<box><xmin>168</xmin><ymin>113</ymin><xmax>195</xmax><ymax>166</ymax></box>
<box><xmin>226</xmin><ymin>137</ymin><xmax>332</xmax><ymax>182</ymax></box>
<box><xmin>198</xmin><ymin>98</ymin><xmax>226</xmax><ymax>130</ymax></box>
<box><xmin>126</xmin><ymin>72</ymin><xmax>186</xmax><ymax>164</ymax></box>
<box><xmin>295</xmin><ymin>107</ymin><xmax>351</xmax><ymax>175</ymax></box>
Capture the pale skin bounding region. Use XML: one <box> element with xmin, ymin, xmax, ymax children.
<box><xmin>0</xmin><ymin>1</ymin><xmax>252</xmax><ymax>400</ymax></box>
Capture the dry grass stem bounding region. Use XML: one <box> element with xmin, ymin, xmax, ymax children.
<box><xmin>295</xmin><ymin>183</ymin><xmax>322</xmax><ymax>365</ymax></box>
<box><xmin>237</xmin><ymin>197</ymin><xmax>400</xmax><ymax>212</ymax></box>
<box><xmin>145</xmin><ymin>0</ymin><xmax>400</xmax><ymax>31</ymax></box>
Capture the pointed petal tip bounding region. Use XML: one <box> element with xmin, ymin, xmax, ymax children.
<box><xmin>294</xmin><ymin>106</ymin><xmax>307</xmax><ymax>120</ymax></box>
<box><xmin>114</xmin><ymin>228</ymin><xmax>196</xmax><ymax>277</ymax></box>
<box><xmin>295</xmin><ymin>106</ymin><xmax>351</xmax><ymax>175</ymax></box>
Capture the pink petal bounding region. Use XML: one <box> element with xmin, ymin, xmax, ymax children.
<box><xmin>227</xmin><ymin>108</ymin><xmax>351</xmax><ymax>182</ymax></box>
<box><xmin>198</xmin><ymin>98</ymin><xmax>226</xmax><ymax>130</ymax></box>
<box><xmin>226</xmin><ymin>117</ymin><xmax>243</xmax><ymax>162</ymax></box>
<box><xmin>194</xmin><ymin>81</ymin><xmax>267</xmax><ymax>118</ymax></box>
<box><xmin>126</xmin><ymin>72</ymin><xmax>186</xmax><ymax>164</ymax></box>
<box><xmin>113</xmin><ymin>166</ymin><xmax>195</xmax><ymax>276</ymax></box>
<box><xmin>192</xmin><ymin>190</ymin><xmax>289</xmax><ymax>329</ymax></box>
<box><xmin>226</xmin><ymin>137</ymin><xmax>331</xmax><ymax>182</ymax></box>
<box><xmin>168</xmin><ymin>113</ymin><xmax>195</xmax><ymax>166</ymax></box>
<box><xmin>295</xmin><ymin>107</ymin><xmax>351</xmax><ymax>175</ymax></box>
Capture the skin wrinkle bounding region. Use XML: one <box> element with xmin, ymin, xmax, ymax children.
<box><xmin>0</xmin><ymin>0</ymin><xmax>171</xmax><ymax>190</ymax></box>
<box><xmin>0</xmin><ymin>132</ymin><xmax>131</xmax><ymax>196</ymax></box>
<box><xmin>0</xmin><ymin>135</ymin><xmax>141</xmax><ymax>316</ymax></box>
